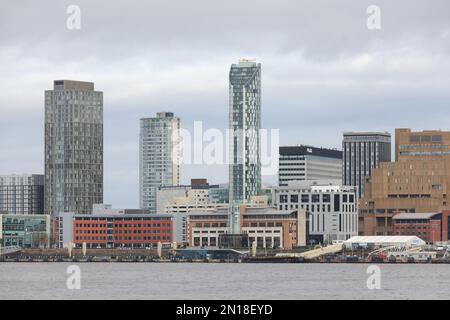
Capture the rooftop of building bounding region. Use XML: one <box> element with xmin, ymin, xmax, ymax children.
<box><xmin>0</xmin><ymin>213</ymin><xmax>49</xmax><ymax>220</ymax></box>
<box><xmin>343</xmin><ymin>131</ymin><xmax>391</xmax><ymax>137</ymax></box>
<box><xmin>279</xmin><ymin>145</ymin><xmax>342</xmax><ymax>159</ymax></box>
<box><xmin>274</xmin><ymin>180</ymin><xmax>354</xmax><ymax>192</ymax></box>
<box><xmin>234</xmin><ymin>58</ymin><xmax>258</xmax><ymax>67</ymax></box>
<box><xmin>158</xmin><ymin>184</ymin><xmax>221</xmax><ymax>191</ymax></box>
<box><xmin>0</xmin><ymin>174</ymin><xmax>44</xmax><ymax>184</ymax></box>
<box><xmin>243</xmin><ymin>207</ymin><xmax>299</xmax><ymax>216</ymax></box>
<box><xmin>393</xmin><ymin>212</ymin><xmax>441</xmax><ymax>220</ymax></box>
<box><xmin>344</xmin><ymin>235</ymin><xmax>426</xmax><ymax>245</ymax></box>
<box><xmin>0</xmin><ymin>174</ymin><xmax>44</xmax><ymax>178</ymax></box>
<box><xmin>396</xmin><ymin>128</ymin><xmax>446</xmax><ymax>134</ymax></box>
<box><xmin>52</xmin><ymin>80</ymin><xmax>95</xmax><ymax>91</ymax></box>
<box><xmin>140</xmin><ymin>111</ymin><xmax>178</xmax><ymax>121</ymax></box>
<box><xmin>187</xmin><ymin>206</ymin><xmax>298</xmax><ymax>216</ymax></box>
<box><xmin>60</xmin><ymin>212</ymin><xmax>172</xmax><ymax>219</ymax></box>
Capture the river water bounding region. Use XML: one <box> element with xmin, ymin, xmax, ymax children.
<box><xmin>0</xmin><ymin>263</ymin><xmax>449</xmax><ymax>300</ymax></box>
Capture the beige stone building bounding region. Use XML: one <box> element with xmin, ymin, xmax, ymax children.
<box><xmin>186</xmin><ymin>205</ymin><xmax>308</xmax><ymax>249</ymax></box>
<box><xmin>360</xmin><ymin>128</ymin><xmax>450</xmax><ymax>235</ymax></box>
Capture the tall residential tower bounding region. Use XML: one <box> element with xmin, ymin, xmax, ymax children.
<box><xmin>139</xmin><ymin>112</ymin><xmax>180</xmax><ymax>213</ymax></box>
<box><xmin>228</xmin><ymin>59</ymin><xmax>262</xmax><ymax>205</ymax></box>
<box><xmin>45</xmin><ymin>80</ymin><xmax>103</xmax><ymax>215</ymax></box>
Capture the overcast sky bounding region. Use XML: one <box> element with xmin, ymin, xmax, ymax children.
<box><xmin>1</xmin><ymin>0</ymin><xmax>449</xmax><ymax>208</ymax></box>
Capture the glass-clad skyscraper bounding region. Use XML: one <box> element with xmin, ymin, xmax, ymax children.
<box><xmin>45</xmin><ymin>80</ymin><xmax>103</xmax><ymax>215</ymax></box>
<box><xmin>228</xmin><ymin>59</ymin><xmax>262</xmax><ymax>205</ymax></box>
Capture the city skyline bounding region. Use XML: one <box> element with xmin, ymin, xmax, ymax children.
<box><xmin>1</xmin><ymin>0</ymin><xmax>450</xmax><ymax>208</ymax></box>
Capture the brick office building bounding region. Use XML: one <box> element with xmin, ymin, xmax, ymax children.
<box><xmin>54</xmin><ymin>210</ymin><xmax>173</xmax><ymax>248</ymax></box>
<box><xmin>392</xmin><ymin>211</ymin><xmax>450</xmax><ymax>243</ymax></box>
<box><xmin>360</xmin><ymin>129</ymin><xmax>450</xmax><ymax>236</ymax></box>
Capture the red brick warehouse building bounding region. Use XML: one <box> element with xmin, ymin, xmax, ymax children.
<box><xmin>392</xmin><ymin>211</ymin><xmax>450</xmax><ymax>243</ymax></box>
<box><xmin>54</xmin><ymin>212</ymin><xmax>173</xmax><ymax>248</ymax></box>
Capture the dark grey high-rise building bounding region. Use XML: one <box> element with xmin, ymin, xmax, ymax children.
<box><xmin>0</xmin><ymin>174</ymin><xmax>44</xmax><ymax>215</ymax></box>
<box><xmin>342</xmin><ymin>132</ymin><xmax>391</xmax><ymax>198</ymax></box>
<box><xmin>228</xmin><ymin>59</ymin><xmax>261</xmax><ymax>206</ymax></box>
<box><xmin>45</xmin><ymin>80</ymin><xmax>103</xmax><ymax>215</ymax></box>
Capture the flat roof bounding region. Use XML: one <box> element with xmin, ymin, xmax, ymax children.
<box><xmin>279</xmin><ymin>145</ymin><xmax>342</xmax><ymax>159</ymax></box>
<box><xmin>344</xmin><ymin>236</ymin><xmax>426</xmax><ymax>245</ymax></box>
<box><xmin>393</xmin><ymin>212</ymin><xmax>441</xmax><ymax>220</ymax></box>
<box><xmin>243</xmin><ymin>208</ymin><xmax>296</xmax><ymax>215</ymax></box>
<box><xmin>343</xmin><ymin>131</ymin><xmax>391</xmax><ymax>137</ymax></box>
<box><xmin>72</xmin><ymin>214</ymin><xmax>172</xmax><ymax>219</ymax></box>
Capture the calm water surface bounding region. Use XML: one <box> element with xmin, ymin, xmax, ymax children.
<box><xmin>0</xmin><ymin>263</ymin><xmax>449</xmax><ymax>300</ymax></box>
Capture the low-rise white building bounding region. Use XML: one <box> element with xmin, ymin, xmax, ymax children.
<box><xmin>343</xmin><ymin>236</ymin><xmax>426</xmax><ymax>249</ymax></box>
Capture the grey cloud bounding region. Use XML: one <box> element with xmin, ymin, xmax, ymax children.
<box><xmin>1</xmin><ymin>0</ymin><xmax>449</xmax><ymax>207</ymax></box>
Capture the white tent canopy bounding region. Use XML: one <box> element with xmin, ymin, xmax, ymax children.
<box><xmin>344</xmin><ymin>236</ymin><xmax>426</xmax><ymax>248</ymax></box>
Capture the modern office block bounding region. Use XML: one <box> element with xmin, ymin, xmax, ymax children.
<box><xmin>45</xmin><ymin>80</ymin><xmax>103</xmax><ymax>216</ymax></box>
<box><xmin>139</xmin><ymin>112</ymin><xmax>180</xmax><ymax>213</ymax></box>
<box><xmin>0</xmin><ymin>174</ymin><xmax>44</xmax><ymax>215</ymax></box>
<box><xmin>342</xmin><ymin>132</ymin><xmax>391</xmax><ymax>198</ymax></box>
<box><xmin>0</xmin><ymin>214</ymin><xmax>50</xmax><ymax>248</ymax></box>
<box><xmin>273</xmin><ymin>180</ymin><xmax>358</xmax><ymax>244</ymax></box>
<box><xmin>279</xmin><ymin>145</ymin><xmax>342</xmax><ymax>187</ymax></box>
<box><xmin>54</xmin><ymin>211</ymin><xmax>172</xmax><ymax>249</ymax></box>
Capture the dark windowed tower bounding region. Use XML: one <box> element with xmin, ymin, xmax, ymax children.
<box><xmin>342</xmin><ymin>132</ymin><xmax>391</xmax><ymax>198</ymax></box>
